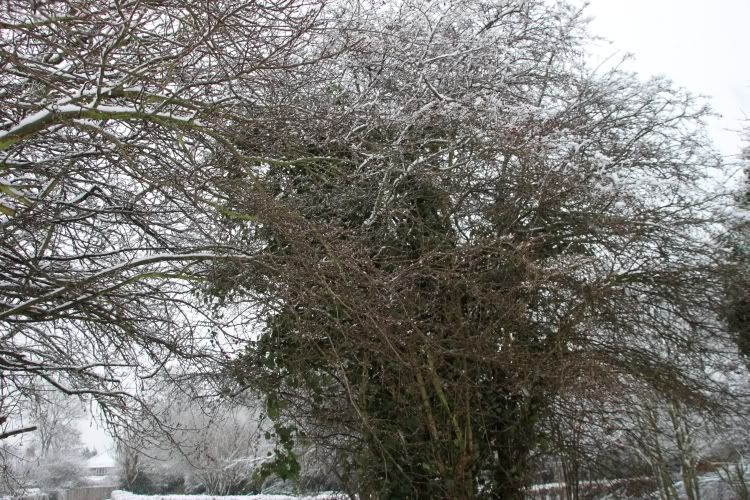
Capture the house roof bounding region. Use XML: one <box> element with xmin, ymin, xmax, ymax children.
<box><xmin>85</xmin><ymin>451</ymin><xmax>117</xmax><ymax>469</ymax></box>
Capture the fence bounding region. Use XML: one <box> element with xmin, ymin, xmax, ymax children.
<box><xmin>61</xmin><ymin>486</ymin><xmax>117</xmax><ymax>500</ymax></box>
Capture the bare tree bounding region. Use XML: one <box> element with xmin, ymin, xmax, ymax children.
<box><xmin>0</xmin><ymin>0</ymin><xmax>346</xmax><ymax>448</ymax></box>
<box><xmin>0</xmin><ymin>389</ymin><xmax>86</xmax><ymax>493</ymax></box>
<box><xmin>114</xmin><ymin>389</ymin><xmax>273</xmax><ymax>495</ymax></box>
<box><xmin>177</xmin><ymin>406</ymin><xmax>270</xmax><ymax>495</ymax></box>
<box><xmin>25</xmin><ymin>384</ymin><xmax>83</xmax><ymax>459</ymax></box>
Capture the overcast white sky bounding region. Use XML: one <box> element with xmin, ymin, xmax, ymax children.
<box><xmin>581</xmin><ymin>0</ymin><xmax>750</xmax><ymax>161</ymax></box>
<box><xmin>78</xmin><ymin>408</ymin><xmax>112</xmax><ymax>454</ymax></box>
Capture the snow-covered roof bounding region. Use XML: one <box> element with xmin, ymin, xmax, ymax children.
<box><xmin>85</xmin><ymin>451</ymin><xmax>117</xmax><ymax>469</ymax></box>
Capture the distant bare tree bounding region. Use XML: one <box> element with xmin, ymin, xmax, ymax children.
<box><xmin>25</xmin><ymin>385</ymin><xmax>83</xmax><ymax>459</ymax></box>
<box><xmin>177</xmin><ymin>406</ymin><xmax>269</xmax><ymax>495</ymax></box>
<box><xmin>114</xmin><ymin>390</ymin><xmax>272</xmax><ymax>495</ymax></box>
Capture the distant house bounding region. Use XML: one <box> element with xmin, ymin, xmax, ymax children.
<box><xmin>83</xmin><ymin>452</ymin><xmax>120</xmax><ymax>485</ymax></box>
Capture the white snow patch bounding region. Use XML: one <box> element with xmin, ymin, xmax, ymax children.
<box><xmin>110</xmin><ymin>491</ymin><xmax>345</xmax><ymax>500</ymax></box>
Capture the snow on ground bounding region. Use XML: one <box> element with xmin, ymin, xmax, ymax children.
<box><xmin>110</xmin><ymin>491</ymin><xmax>345</xmax><ymax>500</ymax></box>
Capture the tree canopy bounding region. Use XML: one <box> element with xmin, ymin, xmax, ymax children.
<box><xmin>0</xmin><ymin>0</ymin><xmax>744</xmax><ymax>497</ymax></box>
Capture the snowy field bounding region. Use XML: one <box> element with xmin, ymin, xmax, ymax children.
<box><xmin>110</xmin><ymin>492</ymin><xmax>345</xmax><ymax>500</ymax></box>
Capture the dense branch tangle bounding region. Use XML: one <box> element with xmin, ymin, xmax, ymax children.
<box><xmin>0</xmin><ymin>0</ymin><xmax>338</xmax><ymax>444</ymax></box>
<box><xmin>220</xmin><ymin>0</ymin><xmax>732</xmax><ymax>498</ymax></box>
<box><xmin>0</xmin><ymin>0</ymin><xmax>738</xmax><ymax>497</ymax></box>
